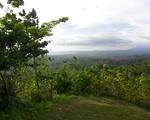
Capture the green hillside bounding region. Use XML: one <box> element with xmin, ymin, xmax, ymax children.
<box><xmin>1</xmin><ymin>96</ymin><xmax>150</xmax><ymax>120</ymax></box>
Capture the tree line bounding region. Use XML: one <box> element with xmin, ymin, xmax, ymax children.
<box><xmin>6</xmin><ymin>55</ymin><xmax>150</xmax><ymax>110</ymax></box>
<box><xmin>50</xmin><ymin>59</ymin><xmax>150</xmax><ymax>109</ymax></box>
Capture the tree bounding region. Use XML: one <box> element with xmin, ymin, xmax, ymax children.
<box><xmin>19</xmin><ymin>8</ymin><xmax>68</xmax><ymax>94</ymax></box>
<box><xmin>0</xmin><ymin>3</ymin><xmax>29</xmax><ymax>108</ymax></box>
<box><xmin>0</xmin><ymin>0</ymin><xmax>68</xmax><ymax>108</ymax></box>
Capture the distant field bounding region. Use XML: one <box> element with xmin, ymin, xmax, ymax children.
<box><xmin>48</xmin><ymin>54</ymin><xmax>150</xmax><ymax>68</ymax></box>
<box><xmin>1</xmin><ymin>96</ymin><xmax>150</xmax><ymax>120</ymax></box>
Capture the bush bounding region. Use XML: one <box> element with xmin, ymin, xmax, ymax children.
<box><xmin>31</xmin><ymin>90</ymin><xmax>52</xmax><ymax>102</ymax></box>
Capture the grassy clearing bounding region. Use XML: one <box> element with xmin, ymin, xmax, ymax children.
<box><xmin>1</xmin><ymin>95</ymin><xmax>150</xmax><ymax>120</ymax></box>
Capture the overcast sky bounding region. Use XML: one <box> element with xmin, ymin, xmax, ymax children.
<box><xmin>2</xmin><ymin>0</ymin><xmax>150</xmax><ymax>52</ymax></box>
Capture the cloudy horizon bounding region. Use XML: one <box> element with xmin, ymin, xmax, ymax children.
<box><xmin>2</xmin><ymin>0</ymin><xmax>150</xmax><ymax>52</ymax></box>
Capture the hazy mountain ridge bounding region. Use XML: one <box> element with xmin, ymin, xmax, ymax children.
<box><xmin>50</xmin><ymin>46</ymin><xmax>150</xmax><ymax>57</ymax></box>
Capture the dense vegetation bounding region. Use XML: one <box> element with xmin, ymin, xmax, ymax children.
<box><xmin>51</xmin><ymin>57</ymin><xmax>150</xmax><ymax>109</ymax></box>
<box><xmin>30</xmin><ymin>56</ymin><xmax>150</xmax><ymax>108</ymax></box>
<box><xmin>2</xmin><ymin>54</ymin><xmax>150</xmax><ymax>110</ymax></box>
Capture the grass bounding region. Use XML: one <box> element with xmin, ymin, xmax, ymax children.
<box><xmin>0</xmin><ymin>95</ymin><xmax>150</xmax><ymax>120</ymax></box>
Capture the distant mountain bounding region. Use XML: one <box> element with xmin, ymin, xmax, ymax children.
<box><xmin>50</xmin><ymin>46</ymin><xmax>150</xmax><ymax>57</ymax></box>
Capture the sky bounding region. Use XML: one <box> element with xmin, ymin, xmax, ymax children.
<box><xmin>2</xmin><ymin>0</ymin><xmax>150</xmax><ymax>52</ymax></box>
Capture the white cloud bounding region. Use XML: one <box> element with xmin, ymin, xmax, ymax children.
<box><xmin>1</xmin><ymin>0</ymin><xmax>150</xmax><ymax>52</ymax></box>
<box><xmin>23</xmin><ymin>0</ymin><xmax>150</xmax><ymax>27</ymax></box>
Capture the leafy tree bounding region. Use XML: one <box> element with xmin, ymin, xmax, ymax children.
<box><xmin>7</xmin><ymin>0</ymin><xmax>24</xmax><ymax>7</ymax></box>
<box><xmin>0</xmin><ymin>0</ymin><xmax>68</xmax><ymax>108</ymax></box>
<box><xmin>74</xmin><ymin>68</ymin><xmax>93</xmax><ymax>95</ymax></box>
<box><xmin>54</xmin><ymin>64</ymin><xmax>72</xmax><ymax>94</ymax></box>
<box><xmin>0</xmin><ymin>3</ymin><xmax>29</xmax><ymax>108</ymax></box>
<box><xmin>19</xmin><ymin>7</ymin><xmax>68</xmax><ymax>93</ymax></box>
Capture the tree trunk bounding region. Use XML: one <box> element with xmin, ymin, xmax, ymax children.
<box><xmin>50</xmin><ymin>84</ymin><xmax>53</xmax><ymax>100</ymax></box>
<box><xmin>0</xmin><ymin>72</ymin><xmax>9</xmax><ymax>109</ymax></box>
<box><xmin>33</xmin><ymin>57</ymin><xmax>40</xmax><ymax>91</ymax></box>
